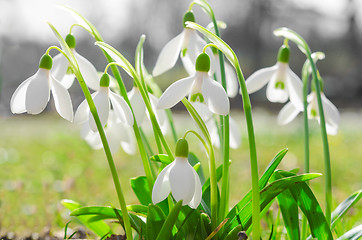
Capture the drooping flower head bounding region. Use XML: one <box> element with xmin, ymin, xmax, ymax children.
<box><xmin>152</xmin><ymin>11</ymin><xmax>215</xmax><ymax>76</ymax></box>
<box><xmin>152</xmin><ymin>138</ymin><xmax>202</xmax><ymax>208</ymax></box>
<box><xmin>157</xmin><ymin>53</ymin><xmax>230</xmax><ymax>116</ymax></box>
<box><xmin>74</xmin><ymin>73</ymin><xmax>134</xmax><ymax>132</ymax></box>
<box><xmin>246</xmin><ymin>44</ymin><xmax>303</xmax><ymax>110</ymax></box>
<box><xmin>10</xmin><ymin>54</ymin><xmax>73</xmax><ymax>121</ymax></box>
<box><xmin>51</xmin><ymin>34</ymin><xmax>99</xmax><ymax>90</ymax></box>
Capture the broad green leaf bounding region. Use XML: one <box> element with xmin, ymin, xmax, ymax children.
<box><xmin>147</xmin><ymin>204</ymin><xmax>166</xmax><ymax>240</ymax></box>
<box><xmin>331</xmin><ymin>190</ymin><xmax>362</xmax><ymax>229</ymax></box>
<box><xmin>61</xmin><ymin>200</ymin><xmax>111</xmax><ymax>238</ymax></box>
<box><xmin>150</xmin><ymin>154</ymin><xmax>172</xmax><ymax>164</ymax></box>
<box><xmin>221</xmin><ymin>173</ymin><xmax>321</xmax><ymax>238</ymax></box>
<box><xmin>188</xmin><ymin>152</ymin><xmax>206</xmax><ymax>184</ymax></box>
<box><xmin>156</xmin><ymin>200</ymin><xmax>183</xmax><ymax>240</ymax></box>
<box><xmin>336</xmin><ymin>224</ymin><xmax>362</xmax><ymax>240</ymax></box>
<box><xmin>277</xmin><ymin>171</ymin><xmax>333</xmax><ymax>240</ymax></box>
<box><xmin>59</xmin><ymin>5</ymin><xmax>103</xmax><ymax>41</ymax></box>
<box><xmin>224</xmin><ymin>225</ymin><xmax>242</xmax><ymax>240</ymax></box>
<box><xmin>225</xmin><ymin>149</ymin><xmax>288</xmax><ymax>229</ymax></box>
<box><xmin>174</xmin><ymin>208</ymin><xmax>203</xmax><ymax>240</ymax></box>
<box><xmin>185</xmin><ymin>22</ymin><xmax>236</xmax><ymax>68</ymax></box>
<box><xmin>130</xmin><ymin>176</ymin><xmax>152</xmax><ymax>206</ymax></box>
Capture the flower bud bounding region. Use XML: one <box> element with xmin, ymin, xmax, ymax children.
<box><xmin>100</xmin><ymin>73</ymin><xmax>110</xmax><ymax>87</ymax></box>
<box><xmin>175</xmin><ymin>138</ymin><xmax>188</xmax><ymax>158</ymax></box>
<box><xmin>39</xmin><ymin>54</ymin><xmax>53</xmax><ymax>70</ymax></box>
<box><xmin>65</xmin><ymin>34</ymin><xmax>76</xmax><ymax>49</ymax></box>
<box><xmin>183</xmin><ymin>11</ymin><xmax>195</xmax><ymax>28</ymax></box>
<box><xmin>195</xmin><ymin>53</ymin><xmax>210</xmax><ymax>72</ymax></box>
<box><xmin>277</xmin><ymin>45</ymin><xmax>290</xmax><ymax>63</ymax></box>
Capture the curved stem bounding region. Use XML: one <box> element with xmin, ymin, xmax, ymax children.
<box><xmin>69</xmin><ymin>23</ymin><xmax>93</xmax><ymax>35</ymax></box>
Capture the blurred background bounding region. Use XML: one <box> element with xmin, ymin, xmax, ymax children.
<box><xmin>0</xmin><ymin>0</ymin><xmax>362</xmax><ymax>236</ymax></box>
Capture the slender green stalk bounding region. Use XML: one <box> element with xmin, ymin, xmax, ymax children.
<box><xmin>235</xmin><ymin>65</ymin><xmax>260</xmax><ymax>239</ymax></box>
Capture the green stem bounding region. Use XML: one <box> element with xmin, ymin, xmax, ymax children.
<box><xmin>235</xmin><ymin>65</ymin><xmax>260</xmax><ymax>240</ymax></box>
<box><xmin>307</xmin><ymin>53</ymin><xmax>332</xmax><ymax>225</ymax></box>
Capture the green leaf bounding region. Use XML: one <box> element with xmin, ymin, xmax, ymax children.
<box><xmin>225</xmin><ymin>149</ymin><xmax>288</xmax><ymax>229</ymax></box>
<box><xmin>59</xmin><ymin>5</ymin><xmax>103</xmax><ymax>41</ymax></box>
<box><xmin>130</xmin><ymin>176</ymin><xmax>152</xmax><ymax>206</ymax></box>
<box><xmin>277</xmin><ymin>171</ymin><xmax>333</xmax><ymax>240</ymax></box>
<box><xmin>185</xmin><ymin>22</ymin><xmax>236</xmax><ymax>68</ymax></box>
<box><xmin>331</xmin><ymin>190</ymin><xmax>362</xmax><ymax>229</ymax></box>
<box><xmin>336</xmin><ymin>224</ymin><xmax>362</xmax><ymax>240</ymax></box>
<box><xmin>150</xmin><ymin>154</ymin><xmax>172</xmax><ymax>165</ymax></box>
<box><xmin>147</xmin><ymin>204</ymin><xmax>166</xmax><ymax>240</ymax></box>
<box><xmin>188</xmin><ymin>152</ymin><xmax>206</xmax><ymax>184</ymax></box>
<box><xmin>224</xmin><ymin>225</ymin><xmax>242</xmax><ymax>240</ymax></box>
<box><xmin>221</xmin><ymin>173</ymin><xmax>321</xmax><ymax>238</ymax></box>
<box><xmin>61</xmin><ymin>200</ymin><xmax>111</xmax><ymax>238</ymax></box>
<box><xmin>156</xmin><ymin>200</ymin><xmax>183</xmax><ymax>240</ymax></box>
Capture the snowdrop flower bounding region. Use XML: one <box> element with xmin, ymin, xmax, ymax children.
<box><xmin>152</xmin><ymin>138</ymin><xmax>202</xmax><ymax>208</ymax></box>
<box><xmin>153</xmin><ymin>11</ymin><xmax>215</xmax><ymax>76</ymax></box>
<box><xmin>10</xmin><ymin>54</ymin><xmax>73</xmax><ymax>121</ymax></box>
<box><xmin>51</xmin><ymin>34</ymin><xmax>99</xmax><ymax>90</ymax></box>
<box><xmin>157</xmin><ymin>53</ymin><xmax>229</xmax><ymax>116</ymax></box>
<box><xmin>82</xmin><ymin>110</ymin><xmax>136</xmax><ymax>155</ymax></box>
<box><xmin>278</xmin><ymin>91</ymin><xmax>340</xmax><ymax>135</ymax></box>
<box><xmin>128</xmin><ymin>86</ymin><xmax>169</xmax><ymax>134</ymax></box>
<box><xmin>74</xmin><ymin>73</ymin><xmax>134</xmax><ymax>132</ymax></box>
<box><xmin>246</xmin><ymin>45</ymin><xmax>303</xmax><ymax>110</ymax></box>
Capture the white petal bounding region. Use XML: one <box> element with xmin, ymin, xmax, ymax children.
<box><xmin>60</xmin><ymin>74</ymin><xmax>76</xmax><ymax>89</ymax></box>
<box><xmin>149</xmin><ymin>94</ymin><xmax>169</xmax><ymax>134</ymax></box>
<box><xmin>191</xmin><ymin>102</ymin><xmax>213</xmax><ymax>122</ymax></box>
<box><xmin>74</xmin><ymin>98</ymin><xmax>91</xmax><ymax>124</ymax></box>
<box><xmin>74</xmin><ymin>51</ymin><xmax>99</xmax><ymax>91</ymax></box>
<box><xmin>286</xmin><ymin>68</ymin><xmax>304</xmax><ymax>110</ymax></box>
<box><xmin>50</xmin><ymin>75</ymin><xmax>73</xmax><ymax>121</ymax></box>
<box><xmin>152</xmin><ymin>162</ymin><xmax>175</xmax><ymax>204</ymax></box>
<box><xmin>157</xmin><ymin>75</ymin><xmax>195</xmax><ymax>109</ymax></box>
<box><xmin>229</xmin><ymin>117</ymin><xmax>241</xmax><ymax>149</ymax></box>
<box><xmin>10</xmin><ymin>76</ymin><xmax>33</xmax><ymax>114</ymax></box>
<box><xmin>188</xmin><ymin>169</ymin><xmax>202</xmax><ymax>209</ymax></box>
<box><xmin>120</xmin><ymin>124</ymin><xmax>137</xmax><ymax>155</ymax></box>
<box><xmin>25</xmin><ymin>69</ymin><xmax>50</xmax><ymax>114</ymax></box>
<box><xmin>109</xmin><ymin>91</ymin><xmax>134</xmax><ymax>126</ymax></box>
<box><xmin>181</xmin><ymin>54</ymin><xmax>196</xmax><ymax>76</ymax></box>
<box><xmin>89</xmin><ymin>87</ymin><xmax>110</xmax><ymax>131</ymax></box>
<box><xmin>322</xmin><ymin>94</ymin><xmax>340</xmax><ymax>135</ymax></box>
<box><xmin>207</xmin><ymin>120</ymin><xmax>220</xmax><ymax>148</ymax></box>
<box><xmin>246</xmin><ymin>65</ymin><xmax>278</xmax><ymax>94</ymax></box>
<box><xmin>153</xmin><ymin>31</ymin><xmax>184</xmax><ymax>76</ymax></box>
<box><xmin>277</xmin><ymin>102</ymin><xmax>301</xmax><ymax>125</ymax></box>
<box><xmin>266</xmin><ymin>76</ymin><xmax>288</xmax><ymax>103</ymax></box>
<box><xmin>225</xmin><ymin>61</ymin><xmax>239</xmax><ymax>98</ymax></box>
<box><xmin>202</xmin><ymin>76</ymin><xmax>230</xmax><ymax>115</ymax></box>
<box><xmin>128</xmin><ymin>87</ymin><xmax>146</xmax><ymax>124</ymax></box>
<box><xmin>169</xmin><ymin>157</ymin><xmax>196</xmax><ymax>205</ymax></box>
<box><xmin>51</xmin><ymin>53</ymin><xmax>69</xmax><ymax>81</ymax></box>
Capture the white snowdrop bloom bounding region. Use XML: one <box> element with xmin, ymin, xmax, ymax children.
<box><xmin>51</xmin><ymin>34</ymin><xmax>99</xmax><ymax>90</ymax></box>
<box><xmin>152</xmin><ymin>139</ymin><xmax>202</xmax><ymax>208</ymax></box>
<box><xmin>153</xmin><ymin>11</ymin><xmax>215</xmax><ymax>77</ymax></box>
<box><xmin>278</xmin><ymin>91</ymin><xmax>340</xmax><ymax>135</ymax></box>
<box><xmin>157</xmin><ymin>53</ymin><xmax>229</xmax><ymax>116</ymax></box>
<box><xmin>246</xmin><ymin>45</ymin><xmax>303</xmax><ymax>110</ymax></box>
<box><xmin>74</xmin><ymin>73</ymin><xmax>133</xmax><ymax>132</ymax></box>
<box><xmin>10</xmin><ymin>54</ymin><xmax>73</xmax><ymax>122</ymax></box>
<box><xmin>213</xmin><ymin>52</ymin><xmax>239</xmax><ymax>98</ymax></box>
<box><xmin>82</xmin><ymin>110</ymin><xmax>136</xmax><ymax>155</ymax></box>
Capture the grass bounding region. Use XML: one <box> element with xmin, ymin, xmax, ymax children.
<box><xmin>0</xmin><ymin>108</ymin><xmax>361</xmax><ymax>235</ymax></box>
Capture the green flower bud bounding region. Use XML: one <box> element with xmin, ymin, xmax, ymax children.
<box><xmin>65</xmin><ymin>34</ymin><xmax>76</xmax><ymax>49</ymax></box>
<box><xmin>175</xmin><ymin>138</ymin><xmax>189</xmax><ymax>158</ymax></box>
<box><xmin>183</xmin><ymin>11</ymin><xmax>195</xmax><ymax>28</ymax></box>
<box><xmin>100</xmin><ymin>73</ymin><xmax>110</xmax><ymax>87</ymax></box>
<box><xmin>39</xmin><ymin>54</ymin><xmax>53</xmax><ymax>70</ymax></box>
<box><xmin>195</xmin><ymin>53</ymin><xmax>210</xmax><ymax>72</ymax></box>
<box><xmin>277</xmin><ymin>45</ymin><xmax>290</xmax><ymax>63</ymax></box>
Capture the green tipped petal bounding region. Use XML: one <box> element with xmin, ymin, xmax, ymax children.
<box><xmin>65</xmin><ymin>34</ymin><xmax>76</xmax><ymax>49</ymax></box>
<box><xmin>195</xmin><ymin>53</ymin><xmax>210</xmax><ymax>72</ymax></box>
<box><xmin>277</xmin><ymin>45</ymin><xmax>290</xmax><ymax>63</ymax></box>
<box><xmin>100</xmin><ymin>73</ymin><xmax>110</xmax><ymax>87</ymax></box>
<box><xmin>39</xmin><ymin>54</ymin><xmax>53</xmax><ymax>70</ymax></box>
<box><xmin>175</xmin><ymin>138</ymin><xmax>188</xmax><ymax>158</ymax></box>
<box><xmin>183</xmin><ymin>11</ymin><xmax>195</xmax><ymax>28</ymax></box>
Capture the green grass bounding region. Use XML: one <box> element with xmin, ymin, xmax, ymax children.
<box><xmin>0</xmin><ymin>109</ymin><xmax>361</xmax><ymax>235</ymax></box>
